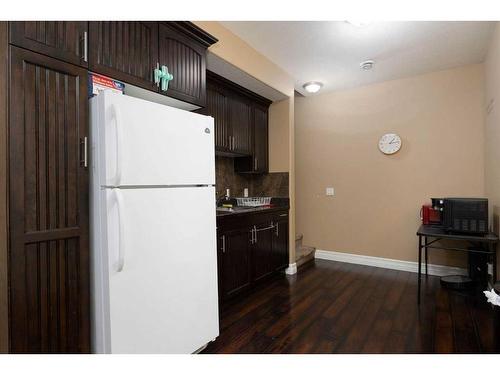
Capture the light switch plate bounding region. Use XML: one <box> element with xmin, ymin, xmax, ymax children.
<box><xmin>326</xmin><ymin>187</ymin><xmax>335</xmax><ymax>196</ymax></box>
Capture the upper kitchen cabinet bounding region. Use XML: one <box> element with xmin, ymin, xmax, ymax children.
<box><xmin>158</xmin><ymin>22</ymin><xmax>217</xmax><ymax>107</ymax></box>
<box><xmin>206</xmin><ymin>71</ymin><xmax>267</xmax><ymax>157</ymax></box>
<box><xmin>89</xmin><ymin>21</ymin><xmax>217</xmax><ymax>107</ymax></box>
<box><xmin>234</xmin><ymin>102</ymin><xmax>271</xmax><ymax>174</ymax></box>
<box><xmin>251</xmin><ymin>104</ymin><xmax>270</xmax><ymax>173</ymax></box>
<box><xmin>228</xmin><ymin>93</ymin><xmax>252</xmax><ymax>155</ymax></box>
<box><xmin>206</xmin><ymin>80</ymin><xmax>231</xmax><ymax>152</ymax></box>
<box><xmin>9</xmin><ymin>22</ymin><xmax>89</xmax><ymax>67</ymax></box>
<box><xmin>88</xmin><ymin>21</ymin><xmax>158</xmax><ymax>91</ymax></box>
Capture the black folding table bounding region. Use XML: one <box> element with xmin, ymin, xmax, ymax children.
<box><xmin>416</xmin><ymin>224</ymin><xmax>498</xmax><ymax>304</ymax></box>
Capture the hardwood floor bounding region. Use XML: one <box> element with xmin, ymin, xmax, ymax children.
<box><xmin>203</xmin><ymin>259</ymin><xmax>499</xmax><ymax>354</ymax></box>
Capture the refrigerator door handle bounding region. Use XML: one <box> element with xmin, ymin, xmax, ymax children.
<box><xmin>110</xmin><ymin>104</ymin><xmax>124</xmax><ymax>186</ymax></box>
<box><xmin>115</xmin><ymin>189</ymin><xmax>126</xmax><ymax>272</ymax></box>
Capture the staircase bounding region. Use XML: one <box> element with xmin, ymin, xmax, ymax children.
<box><xmin>295</xmin><ymin>234</ymin><xmax>316</xmax><ymax>269</ymax></box>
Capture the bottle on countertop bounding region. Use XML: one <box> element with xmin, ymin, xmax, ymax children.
<box><xmin>220</xmin><ymin>189</ymin><xmax>233</xmax><ymax>208</ymax></box>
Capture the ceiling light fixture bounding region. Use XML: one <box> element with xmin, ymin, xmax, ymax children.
<box><xmin>302</xmin><ymin>81</ymin><xmax>323</xmax><ymax>94</ymax></box>
<box><xmin>360</xmin><ymin>60</ymin><xmax>375</xmax><ymax>70</ymax></box>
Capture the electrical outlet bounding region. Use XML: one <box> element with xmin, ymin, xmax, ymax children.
<box><xmin>326</xmin><ymin>187</ymin><xmax>335</xmax><ymax>196</ymax></box>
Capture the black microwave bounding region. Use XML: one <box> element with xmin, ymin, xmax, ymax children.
<box><xmin>442</xmin><ymin>198</ymin><xmax>488</xmax><ymax>235</ymax></box>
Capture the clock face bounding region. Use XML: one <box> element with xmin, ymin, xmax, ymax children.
<box><xmin>378</xmin><ymin>133</ymin><xmax>402</xmax><ymax>155</ymax></box>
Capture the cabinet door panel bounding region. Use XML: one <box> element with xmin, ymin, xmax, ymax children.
<box><xmin>272</xmin><ymin>218</ymin><xmax>289</xmax><ymax>272</ymax></box>
<box><xmin>229</xmin><ymin>93</ymin><xmax>252</xmax><ymax>155</ymax></box>
<box><xmin>207</xmin><ymin>83</ymin><xmax>230</xmax><ymax>152</ymax></box>
<box><xmin>252</xmin><ymin>226</ymin><xmax>274</xmax><ymax>282</ymax></box>
<box><xmin>9</xmin><ymin>47</ymin><xmax>90</xmax><ymax>353</ymax></box>
<box><xmin>9</xmin><ymin>22</ymin><xmax>88</xmax><ymax>67</ymax></box>
<box><xmin>159</xmin><ymin>23</ymin><xmax>207</xmax><ymax>106</ymax></box>
<box><xmin>89</xmin><ymin>21</ymin><xmax>158</xmax><ymax>91</ymax></box>
<box><xmin>219</xmin><ymin>230</ymin><xmax>251</xmax><ymax>300</ymax></box>
<box><xmin>253</xmin><ymin>105</ymin><xmax>269</xmax><ymax>173</ymax></box>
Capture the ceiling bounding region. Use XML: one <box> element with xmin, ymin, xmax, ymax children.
<box><xmin>221</xmin><ymin>21</ymin><xmax>496</xmax><ymax>95</ymax></box>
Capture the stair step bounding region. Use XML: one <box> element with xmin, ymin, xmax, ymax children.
<box><xmin>296</xmin><ymin>245</ymin><xmax>316</xmax><ymax>268</ymax></box>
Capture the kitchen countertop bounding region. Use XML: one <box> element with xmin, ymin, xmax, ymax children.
<box><xmin>216</xmin><ymin>204</ymin><xmax>289</xmax><ymax>217</ymax></box>
<box><xmin>216</xmin><ymin>197</ymin><xmax>289</xmax><ymax>218</ymax></box>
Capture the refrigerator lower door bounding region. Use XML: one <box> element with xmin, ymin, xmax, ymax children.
<box><xmin>96</xmin><ymin>186</ymin><xmax>218</xmax><ymax>353</ymax></box>
<box><xmin>91</xmin><ymin>90</ymin><xmax>215</xmax><ymax>187</ymax></box>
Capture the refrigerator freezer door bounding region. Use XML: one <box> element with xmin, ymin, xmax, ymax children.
<box><xmin>99</xmin><ymin>186</ymin><xmax>218</xmax><ymax>353</ymax></box>
<box><xmin>92</xmin><ymin>91</ymin><xmax>215</xmax><ymax>187</ymax></box>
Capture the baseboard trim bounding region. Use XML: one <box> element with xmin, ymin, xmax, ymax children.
<box><xmin>285</xmin><ymin>263</ymin><xmax>297</xmax><ymax>275</ymax></box>
<box><xmin>315</xmin><ymin>249</ymin><xmax>467</xmax><ymax>277</ymax></box>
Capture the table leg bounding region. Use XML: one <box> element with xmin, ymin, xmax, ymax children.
<box><xmin>418</xmin><ymin>235</ymin><xmax>422</xmax><ymax>304</ymax></box>
<box><xmin>425</xmin><ymin>236</ymin><xmax>428</xmax><ymax>277</ymax></box>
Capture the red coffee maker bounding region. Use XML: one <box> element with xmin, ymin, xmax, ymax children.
<box><xmin>421</xmin><ymin>198</ymin><xmax>443</xmax><ymax>225</ymax></box>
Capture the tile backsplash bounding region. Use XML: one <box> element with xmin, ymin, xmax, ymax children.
<box><xmin>215</xmin><ymin>156</ymin><xmax>289</xmax><ymax>199</ymax></box>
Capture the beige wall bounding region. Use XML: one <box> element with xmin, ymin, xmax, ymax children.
<box><xmin>295</xmin><ymin>64</ymin><xmax>485</xmax><ymax>266</ymax></box>
<box><xmin>269</xmin><ymin>99</ymin><xmax>291</xmax><ymax>173</ymax></box>
<box><xmin>485</xmin><ymin>23</ymin><xmax>500</xmax><ymax>234</ymax></box>
<box><xmin>484</xmin><ymin>22</ymin><xmax>500</xmax><ymax>277</ymax></box>
<box><xmin>193</xmin><ymin>22</ymin><xmax>297</xmax><ymax>264</ymax></box>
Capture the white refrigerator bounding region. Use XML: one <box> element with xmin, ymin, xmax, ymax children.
<box><xmin>89</xmin><ymin>91</ymin><xmax>219</xmax><ymax>353</ymax></box>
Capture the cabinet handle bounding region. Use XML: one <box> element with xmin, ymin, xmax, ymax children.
<box><xmin>221</xmin><ymin>235</ymin><xmax>225</xmax><ymax>253</ymax></box>
<box><xmin>80</xmin><ymin>137</ymin><xmax>88</xmax><ymax>168</ymax></box>
<box><xmin>275</xmin><ymin>222</ymin><xmax>279</xmax><ymax>237</ymax></box>
<box><xmin>254</xmin><ymin>157</ymin><xmax>258</xmax><ymax>171</ymax></box>
<box><xmin>255</xmin><ymin>223</ymin><xmax>275</xmax><ymax>232</ymax></box>
<box><xmin>81</xmin><ymin>31</ymin><xmax>88</xmax><ymax>62</ymax></box>
<box><xmin>279</xmin><ymin>213</ymin><xmax>288</xmax><ymax>217</ymax></box>
<box><xmin>154</xmin><ymin>63</ymin><xmax>161</xmax><ymax>87</ymax></box>
<box><xmin>154</xmin><ymin>65</ymin><xmax>174</xmax><ymax>91</ymax></box>
<box><xmin>160</xmin><ymin>65</ymin><xmax>174</xmax><ymax>91</ymax></box>
<box><xmin>250</xmin><ymin>226</ymin><xmax>257</xmax><ymax>244</ymax></box>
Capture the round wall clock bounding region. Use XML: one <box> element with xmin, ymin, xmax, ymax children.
<box><xmin>378</xmin><ymin>133</ymin><xmax>402</xmax><ymax>155</ymax></box>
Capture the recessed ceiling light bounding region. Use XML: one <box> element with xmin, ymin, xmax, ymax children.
<box><xmin>346</xmin><ymin>20</ymin><xmax>370</xmax><ymax>27</ymax></box>
<box><xmin>302</xmin><ymin>81</ymin><xmax>323</xmax><ymax>94</ymax></box>
<box><xmin>360</xmin><ymin>60</ymin><xmax>375</xmax><ymax>70</ymax></box>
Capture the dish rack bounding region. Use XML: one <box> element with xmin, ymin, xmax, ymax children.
<box><xmin>235</xmin><ymin>197</ymin><xmax>272</xmax><ymax>207</ymax></box>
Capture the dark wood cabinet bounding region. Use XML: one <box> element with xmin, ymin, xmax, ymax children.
<box><xmin>8</xmin><ymin>46</ymin><xmax>90</xmax><ymax>353</ymax></box>
<box><xmin>252</xmin><ymin>222</ymin><xmax>274</xmax><ymax>282</ymax></box>
<box><xmin>217</xmin><ymin>208</ymin><xmax>289</xmax><ymax>304</ymax></box>
<box><xmin>206</xmin><ymin>71</ymin><xmax>270</xmax><ymax>163</ymax></box>
<box><xmin>9</xmin><ymin>22</ymin><xmax>89</xmax><ymax>67</ymax></box>
<box><xmin>234</xmin><ymin>102</ymin><xmax>270</xmax><ymax>174</ymax></box>
<box><xmin>218</xmin><ymin>229</ymin><xmax>252</xmax><ymax>301</ymax></box>
<box><xmin>9</xmin><ymin>21</ymin><xmax>217</xmax><ymax>108</ymax></box>
<box><xmin>206</xmin><ymin>81</ymin><xmax>231</xmax><ymax>152</ymax></box>
<box><xmin>158</xmin><ymin>23</ymin><xmax>211</xmax><ymax>107</ymax></box>
<box><xmin>89</xmin><ymin>21</ymin><xmax>216</xmax><ymax>106</ymax></box>
<box><xmin>251</xmin><ymin>104</ymin><xmax>269</xmax><ymax>173</ymax></box>
<box><xmin>272</xmin><ymin>215</ymin><xmax>289</xmax><ymax>272</ymax></box>
<box><xmin>89</xmin><ymin>21</ymin><xmax>158</xmax><ymax>91</ymax></box>
<box><xmin>229</xmin><ymin>94</ymin><xmax>253</xmax><ymax>155</ymax></box>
